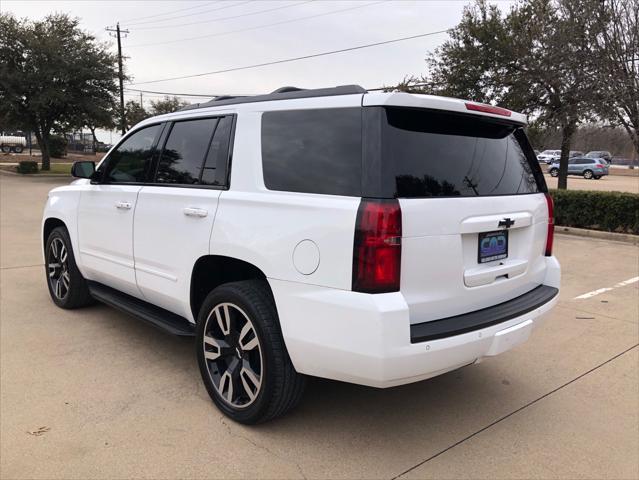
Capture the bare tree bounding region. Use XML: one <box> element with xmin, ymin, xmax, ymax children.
<box><xmin>591</xmin><ymin>0</ymin><xmax>638</xmax><ymax>158</ymax></box>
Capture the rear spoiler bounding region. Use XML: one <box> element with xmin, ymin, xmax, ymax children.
<box><xmin>363</xmin><ymin>92</ymin><xmax>527</xmax><ymax>125</ymax></box>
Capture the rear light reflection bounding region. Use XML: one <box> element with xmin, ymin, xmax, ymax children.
<box><xmin>352</xmin><ymin>199</ymin><xmax>402</xmax><ymax>293</ymax></box>
<box><xmin>544</xmin><ymin>193</ymin><xmax>554</xmax><ymax>256</ymax></box>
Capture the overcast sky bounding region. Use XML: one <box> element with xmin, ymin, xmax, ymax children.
<box><xmin>2</xmin><ymin>0</ymin><xmax>514</xmax><ymax>141</ymax></box>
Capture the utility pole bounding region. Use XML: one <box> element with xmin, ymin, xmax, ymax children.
<box><xmin>140</xmin><ymin>91</ymin><xmax>143</xmax><ymax>109</ymax></box>
<box><xmin>106</xmin><ymin>23</ymin><xmax>129</xmax><ymax>135</ymax></box>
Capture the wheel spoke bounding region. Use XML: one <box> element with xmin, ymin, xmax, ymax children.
<box><xmin>61</xmin><ymin>272</ymin><xmax>70</xmax><ymax>290</ymax></box>
<box><xmin>59</xmin><ymin>244</ymin><xmax>67</xmax><ymax>264</ymax></box>
<box><xmin>48</xmin><ymin>264</ymin><xmax>59</xmax><ymax>277</ymax></box>
<box><xmin>218</xmin><ymin>370</ymin><xmax>234</xmax><ymax>403</ymax></box>
<box><xmin>51</xmin><ymin>240</ymin><xmax>59</xmax><ymax>259</ymax></box>
<box><xmin>215</xmin><ymin>304</ymin><xmax>231</xmax><ymax>335</ymax></box>
<box><xmin>240</xmin><ymin>363</ymin><xmax>261</xmax><ymax>401</ymax></box>
<box><xmin>239</xmin><ymin>322</ymin><xmax>258</xmax><ymax>351</ymax></box>
<box><xmin>203</xmin><ymin>335</ymin><xmax>221</xmax><ymax>360</ymax></box>
<box><xmin>54</xmin><ymin>279</ymin><xmax>62</xmax><ymax>298</ymax></box>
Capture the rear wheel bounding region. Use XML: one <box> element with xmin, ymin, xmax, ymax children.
<box><xmin>594</xmin><ymin>175</ymin><xmax>602</xmax><ymax>180</ymax></box>
<box><xmin>45</xmin><ymin>227</ymin><xmax>94</xmax><ymax>309</ymax></box>
<box><xmin>1</xmin><ymin>145</ymin><xmax>11</xmax><ymax>153</ymax></box>
<box><xmin>549</xmin><ymin>168</ymin><xmax>559</xmax><ymax>177</ymax></box>
<box><xmin>13</xmin><ymin>145</ymin><xmax>23</xmax><ymax>153</ymax></box>
<box><xmin>196</xmin><ymin>280</ymin><xmax>306</xmax><ymax>424</ymax></box>
<box><xmin>583</xmin><ymin>169</ymin><xmax>594</xmax><ymax>179</ymax></box>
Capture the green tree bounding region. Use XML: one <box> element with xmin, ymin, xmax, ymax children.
<box><xmin>122</xmin><ymin>100</ymin><xmax>149</xmax><ymax>130</ymax></box>
<box><xmin>398</xmin><ymin>0</ymin><xmax>600</xmax><ymax>189</ymax></box>
<box><xmin>149</xmin><ymin>96</ymin><xmax>189</xmax><ymax>116</ymax></box>
<box><xmin>0</xmin><ymin>13</ymin><xmax>119</xmax><ymax>170</ymax></box>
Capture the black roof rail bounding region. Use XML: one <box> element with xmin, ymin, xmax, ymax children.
<box><xmin>270</xmin><ymin>86</ymin><xmax>305</xmax><ymax>94</ymax></box>
<box><xmin>177</xmin><ymin>84</ymin><xmax>367</xmax><ymax>112</ymax></box>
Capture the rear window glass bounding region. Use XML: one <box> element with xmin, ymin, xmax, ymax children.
<box><xmin>156</xmin><ymin>118</ymin><xmax>218</xmax><ymax>184</ymax></box>
<box><xmin>261</xmin><ymin>108</ymin><xmax>362</xmax><ymax>196</ymax></box>
<box><xmin>383</xmin><ymin>108</ymin><xmax>541</xmax><ymax>198</ymax></box>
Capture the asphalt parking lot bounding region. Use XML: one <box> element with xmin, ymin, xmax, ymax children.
<box><xmin>542</xmin><ymin>172</ymin><xmax>639</xmax><ymax>193</ymax></box>
<box><xmin>1</xmin><ymin>173</ymin><xmax>638</xmax><ymax>480</ymax></box>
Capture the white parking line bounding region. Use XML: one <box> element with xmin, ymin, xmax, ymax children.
<box><xmin>574</xmin><ymin>276</ymin><xmax>639</xmax><ymax>299</ymax></box>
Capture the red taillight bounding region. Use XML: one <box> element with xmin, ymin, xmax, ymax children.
<box><xmin>595</xmin><ymin>163</ymin><xmax>604</xmax><ymax>168</ymax></box>
<box><xmin>465</xmin><ymin>102</ymin><xmax>512</xmax><ymax>117</ymax></box>
<box><xmin>545</xmin><ymin>193</ymin><xmax>554</xmax><ymax>256</ymax></box>
<box><xmin>352</xmin><ymin>199</ymin><xmax>402</xmax><ymax>293</ymax></box>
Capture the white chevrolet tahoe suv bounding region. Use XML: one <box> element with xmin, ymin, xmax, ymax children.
<box><xmin>42</xmin><ymin>85</ymin><xmax>560</xmax><ymax>423</ymax></box>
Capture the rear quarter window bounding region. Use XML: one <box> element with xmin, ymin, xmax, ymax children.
<box><xmin>261</xmin><ymin>108</ymin><xmax>362</xmax><ymax>196</ymax></box>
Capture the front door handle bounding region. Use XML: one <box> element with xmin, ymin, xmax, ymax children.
<box><xmin>183</xmin><ymin>207</ymin><xmax>208</xmax><ymax>218</ymax></box>
<box><xmin>115</xmin><ymin>201</ymin><xmax>132</xmax><ymax>210</ymax></box>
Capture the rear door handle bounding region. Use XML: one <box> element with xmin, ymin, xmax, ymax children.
<box><xmin>183</xmin><ymin>207</ymin><xmax>208</xmax><ymax>218</ymax></box>
<box><xmin>115</xmin><ymin>201</ymin><xmax>132</xmax><ymax>210</ymax></box>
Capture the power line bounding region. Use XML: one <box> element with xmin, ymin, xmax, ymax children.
<box><xmin>127</xmin><ymin>1</ymin><xmax>384</xmax><ymax>48</ymax></box>
<box><xmin>123</xmin><ymin>1</ymin><xmax>252</xmax><ymax>27</ymax></box>
<box><xmin>128</xmin><ymin>29</ymin><xmax>452</xmax><ymax>86</ymax></box>
<box><xmin>131</xmin><ymin>0</ymin><xmax>313</xmax><ymax>30</ymax></box>
<box><xmin>124</xmin><ymin>88</ymin><xmax>240</xmax><ymax>98</ymax></box>
<box><xmin>123</xmin><ymin>82</ymin><xmax>425</xmax><ymax>100</ymax></box>
<box><xmin>120</xmin><ymin>1</ymin><xmax>217</xmax><ymax>24</ymax></box>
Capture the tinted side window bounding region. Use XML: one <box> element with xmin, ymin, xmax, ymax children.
<box><xmin>261</xmin><ymin>108</ymin><xmax>362</xmax><ymax>196</ymax></box>
<box><xmin>104</xmin><ymin>124</ymin><xmax>161</xmax><ymax>183</ymax></box>
<box><xmin>382</xmin><ymin>108</ymin><xmax>540</xmax><ymax>198</ymax></box>
<box><xmin>201</xmin><ymin>116</ymin><xmax>233</xmax><ymax>186</ymax></box>
<box><xmin>156</xmin><ymin>118</ymin><xmax>218</xmax><ymax>184</ymax></box>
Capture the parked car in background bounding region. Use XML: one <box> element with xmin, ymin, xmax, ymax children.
<box><xmin>569</xmin><ymin>150</ymin><xmax>583</xmax><ymax>158</ymax></box>
<box><xmin>548</xmin><ymin>157</ymin><xmax>609</xmax><ymax>179</ymax></box>
<box><xmin>537</xmin><ymin>150</ymin><xmax>561</xmax><ymax>163</ymax></box>
<box><xmin>585</xmin><ymin>151</ymin><xmax>612</xmax><ymax>163</ymax></box>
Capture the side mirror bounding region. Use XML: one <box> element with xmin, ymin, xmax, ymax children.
<box><xmin>71</xmin><ymin>161</ymin><xmax>95</xmax><ymax>179</ymax></box>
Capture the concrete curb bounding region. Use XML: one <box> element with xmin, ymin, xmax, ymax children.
<box><xmin>0</xmin><ymin>169</ymin><xmax>70</xmax><ymax>178</ymax></box>
<box><xmin>556</xmin><ymin>226</ymin><xmax>638</xmax><ymax>245</ymax></box>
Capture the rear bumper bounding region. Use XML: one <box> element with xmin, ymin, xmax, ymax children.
<box><xmin>410</xmin><ymin>285</ymin><xmax>558</xmax><ymax>343</ymax></box>
<box><xmin>271</xmin><ymin>256</ymin><xmax>561</xmax><ymax>388</ymax></box>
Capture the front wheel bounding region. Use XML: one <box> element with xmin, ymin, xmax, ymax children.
<box><xmin>196</xmin><ymin>280</ymin><xmax>306</xmax><ymax>424</ymax></box>
<box><xmin>583</xmin><ymin>170</ymin><xmax>594</xmax><ymax>179</ymax></box>
<box><xmin>594</xmin><ymin>175</ymin><xmax>602</xmax><ymax>180</ymax></box>
<box><xmin>45</xmin><ymin>227</ymin><xmax>94</xmax><ymax>309</ymax></box>
<box><xmin>1</xmin><ymin>145</ymin><xmax>11</xmax><ymax>154</ymax></box>
<box><xmin>13</xmin><ymin>145</ymin><xmax>23</xmax><ymax>153</ymax></box>
<box><xmin>549</xmin><ymin>168</ymin><xmax>559</xmax><ymax>177</ymax></box>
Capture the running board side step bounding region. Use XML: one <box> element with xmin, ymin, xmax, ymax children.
<box><xmin>87</xmin><ymin>281</ymin><xmax>195</xmax><ymax>337</ymax></box>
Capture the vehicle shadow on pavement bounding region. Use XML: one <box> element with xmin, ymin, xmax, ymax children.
<box><xmin>84</xmin><ymin>299</ymin><xmax>531</xmax><ymax>440</ymax></box>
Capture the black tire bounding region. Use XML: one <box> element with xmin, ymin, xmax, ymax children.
<box><xmin>583</xmin><ymin>169</ymin><xmax>594</xmax><ymax>179</ymax></box>
<box><xmin>1</xmin><ymin>145</ymin><xmax>10</xmax><ymax>154</ymax></box>
<box><xmin>594</xmin><ymin>175</ymin><xmax>602</xmax><ymax>180</ymax></box>
<box><xmin>549</xmin><ymin>168</ymin><xmax>559</xmax><ymax>177</ymax></box>
<box><xmin>45</xmin><ymin>226</ymin><xmax>94</xmax><ymax>309</ymax></box>
<box><xmin>196</xmin><ymin>280</ymin><xmax>306</xmax><ymax>424</ymax></box>
<box><xmin>13</xmin><ymin>145</ymin><xmax>23</xmax><ymax>153</ymax></box>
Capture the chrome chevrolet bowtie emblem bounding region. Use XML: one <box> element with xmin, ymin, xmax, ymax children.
<box><xmin>498</xmin><ymin>218</ymin><xmax>515</xmax><ymax>229</ymax></box>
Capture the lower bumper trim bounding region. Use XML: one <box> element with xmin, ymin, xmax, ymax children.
<box><xmin>410</xmin><ymin>285</ymin><xmax>559</xmax><ymax>343</ymax></box>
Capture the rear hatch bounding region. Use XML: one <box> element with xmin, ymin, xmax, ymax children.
<box><xmin>362</xmin><ymin>103</ymin><xmax>550</xmax><ymax>324</ymax></box>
